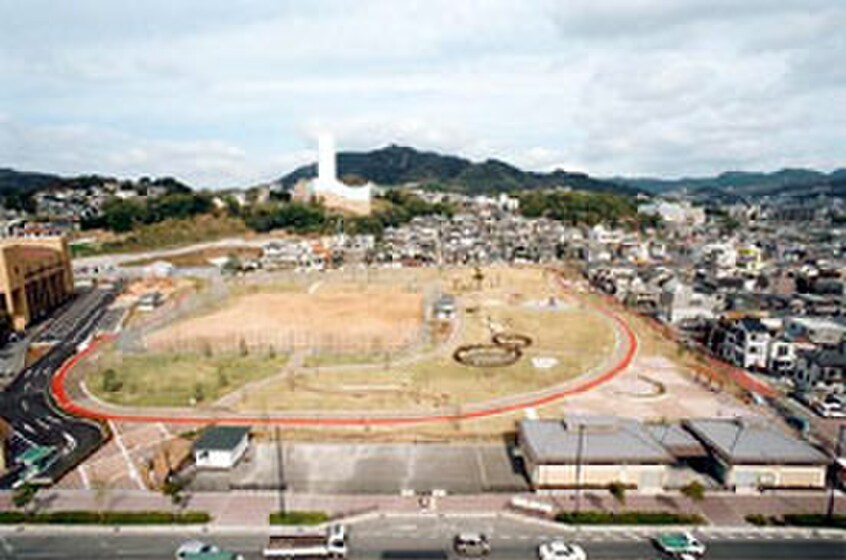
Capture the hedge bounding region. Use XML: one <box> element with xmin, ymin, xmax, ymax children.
<box><xmin>269</xmin><ymin>511</ymin><xmax>330</xmax><ymax>525</ymax></box>
<box><xmin>555</xmin><ymin>511</ymin><xmax>706</xmax><ymax>525</ymax></box>
<box><xmin>0</xmin><ymin>511</ymin><xmax>210</xmax><ymax>525</ymax></box>
<box><xmin>746</xmin><ymin>513</ymin><xmax>846</xmax><ymax>529</ymax></box>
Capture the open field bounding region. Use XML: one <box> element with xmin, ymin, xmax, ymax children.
<box><xmin>145</xmin><ymin>287</ymin><xmax>425</xmax><ymax>354</ymax></box>
<box><xmin>235</xmin><ymin>267</ymin><xmax>617</xmax><ymax>412</ymax></box>
<box><xmin>86</xmin><ymin>350</ymin><xmax>289</xmax><ymax>408</ymax></box>
<box><xmin>123</xmin><ymin>246</ymin><xmax>262</xmax><ymax>268</ymax></box>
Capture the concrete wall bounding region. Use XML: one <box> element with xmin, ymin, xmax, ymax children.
<box><xmin>527</xmin><ymin>458</ymin><xmax>668</xmax><ymax>493</ymax></box>
<box><xmin>728</xmin><ymin>464</ymin><xmax>826</xmax><ymax>491</ymax></box>
<box><xmin>194</xmin><ymin>437</ymin><xmax>248</xmax><ymax>470</ymax></box>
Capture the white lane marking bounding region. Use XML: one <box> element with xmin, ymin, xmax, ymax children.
<box><xmin>0</xmin><ymin>535</ymin><xmax>14</xmax><ymax>555</ymax></box>
<box><xmin>108</xmin><ymin>421</ymin><xmax>145</xmax><ymax>490</ymax></box>
<box><xmin>78</xmin><ymin>464</ymin><xmax>91</xmax><ymax>490</ymax></box>
<box><xmin>21</xmin><ymin>400</ymin><xmax>29</xmax><ymax>412</ymax></box>
<box><xmin>35</xmin><ymin>419</ymin><xmax>51</xmax><ymax>431</ymax></box>
<box><xmin>21</xmin><ymin>422</ymin><xmax>36</xmax><ymax>435</ymax></box>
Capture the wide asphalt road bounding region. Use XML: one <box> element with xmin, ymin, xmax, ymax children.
<box><xmin>0</xmin><ymin>286</ymin><xmax>117</xmax><ymax>489</ymax></box>
<box><xmin>0</xmin><ymin>529</ymin><xmax>843</xmax><ymax>560</ymax></box>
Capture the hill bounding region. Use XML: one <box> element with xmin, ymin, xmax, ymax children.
<box><xmin>0</xmin><ymin>168</ymin><xmax>64</xmax><ymax>196</ymax></box>
<box><xmin>277</xmin><ymin>145</ymin><xmax>639</xmax><ymax>196</ymax></box>
<box><xmin>615</xmin><ymin>168</ymin><xmax>846</xmax><ymax>200</ymax></box>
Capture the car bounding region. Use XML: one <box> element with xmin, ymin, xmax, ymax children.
<box><xmin>538</xmin><ymin>539</ymin><xmax>587</xmax><ymax>560</ymax></box>
<box><xmin>175</xmin><ymin>540</ymin><xmax>244</xmax><ymax>560</ymax></box>
<box><xmin>453</xmin><ymin>533</ymin><xmax>491</xmax><ymax>557</ymax></box>
<box><xmin>653</xmin><ymin>532</ymin><xmax>706</xmax><ymax>557</ymax></box>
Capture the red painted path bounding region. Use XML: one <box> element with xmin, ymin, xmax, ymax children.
<box><xmin>50</xmin><ymin>292</ymin><xmax>639</xmax><ymax>427</ymax></box>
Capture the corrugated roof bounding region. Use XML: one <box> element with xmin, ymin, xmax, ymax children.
<box><xmin>683</xmin><ymin>418</ymin><xmax>828</xmax><ymax>466</ymax></box>
<box><xmin>194</xmin><ymin>426</ymin><xmax>250</xmax><ymax>452</ymax></box>
<box><xmin>519</xmin><ymin>417</ymin><xmax>674</xmax><ymax>465</ymax></box>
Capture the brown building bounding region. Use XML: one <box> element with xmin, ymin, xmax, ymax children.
<box><xmin>0</xmin><ymin>237</ymin><xmax>74</xmax><ymax>331</ymax></box>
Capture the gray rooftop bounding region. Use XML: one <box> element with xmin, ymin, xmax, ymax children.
<box><xmin>683</xmin><ymin>418</ymin><xmax>828</xmax><ymax>466</ymax></box>
<box><xmin>519</xmin><ymin>417</ymin><xmax>674</xmax><ymax>465</ymax></box>
<box><xmin>646</xmin><ymin>423</ymin><xmax>707</xmax><ymax>458</ymax></box>
<box><xmin>194</xmin><ymin>426</ymin><xmax>250</xmax><ymax>452</ymax></box>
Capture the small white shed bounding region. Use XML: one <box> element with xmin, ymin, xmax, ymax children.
<box><xmin>193</xmin><ymin>426</ymin><xmax>250</xmax><ymax>469</ymax></box>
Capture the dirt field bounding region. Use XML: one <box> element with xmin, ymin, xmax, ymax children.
<box><xmin>145</xmin><ymin>289</ymin><xmax>425</xmax><ymax>354</ymax></box>
<box><xmin>236</xmin><ymin>267</ymin><xmax>617</xmax><ymax>413</ymax></box>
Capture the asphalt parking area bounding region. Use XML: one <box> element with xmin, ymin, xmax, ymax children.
<box><xmin>282</xmin><ymin>442</ymin><xmax>529</xmax><ymax>494</ymax></box>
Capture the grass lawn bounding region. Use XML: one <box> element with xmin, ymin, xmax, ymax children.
<box><xmin>88</xmin><ymin>350</ymin><xmax>288</xmax><ymax>407</ymax></box>
<box><xmin>238</xmin><ymin>302</ymin><xmax>614</xmax><ymax>412</ymax></box>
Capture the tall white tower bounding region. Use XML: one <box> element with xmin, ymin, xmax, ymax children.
<box><xmin>317</xmin><ymin>133</ymin><xmax>336</xmax><ymax>182</ymax></box>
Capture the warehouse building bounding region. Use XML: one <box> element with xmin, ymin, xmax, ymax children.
<box><xmin>0</xmin><ymin>236</ymin><xmax>74</xmax><ymax>331</ymax></box>
<box><xmin>683</xmin><ymin>418</ymin><xmax>829</xmax><ymax>492</ymax></box>
<box><xmin>518</xmin><ymin>416</ymin><xmax>675</xmax><ymax>493</ymax></box>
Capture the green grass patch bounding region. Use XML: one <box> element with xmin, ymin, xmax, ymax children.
<box><xmin>555</xmin><ymin>511</ymin><xmax>706</xmax><ymax>525</ymax></box>
<box><xmin>88</xmin><ymin>350</ymin><xmax>288</xmax><ymax>407</ymax></box>
<box><xmin>0</xmin><ymin>511</ymin><xmax>210</xmax><ymax>525</ymax></box>
<box><xmin>269</xmin><ymin>511</ymin><xmax>330</xmax><ymax>525</ymax></box>
<box><xmin>75</xmin><ymin>215</ymin><xmax>249</xmax><ymax>256</ymax></box>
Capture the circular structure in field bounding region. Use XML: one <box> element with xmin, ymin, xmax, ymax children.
<box><xmin>491</xmin><ymin>332</ymin><xmax>533</xmax><ymax>349</ymax></box>
<box><xmin>453</xmin><ymin>343</ymin><xmax>521</xmax><ymax>367</ymax></box>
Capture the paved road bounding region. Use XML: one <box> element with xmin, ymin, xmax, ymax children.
<box><xmin>0</xmin><ymin>525</ymin><xmax>843</xmax><ymax>560</ymax></box>
<box><xmin>0</xmin><ymin>287</ymin><xmax>118</xmax><ymax>489</ymax></box>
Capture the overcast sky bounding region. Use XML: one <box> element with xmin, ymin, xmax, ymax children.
<box><xmin>1</xmin><ymin>0</ymin><xmax>845</xmax><ymax>188</ymax></box>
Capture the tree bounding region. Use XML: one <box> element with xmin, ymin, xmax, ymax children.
<box><xmin>608</xmin><ymin>482</ymin><xmax>627</xmax><ymax>510</ymax></box>
<box><xmin>12</xmin><ymin>483</ymin><xmax>38</xmax><ymax>513</ymax></box>
<box><xmin>101</xmin><ymin>368</ymin><xmax>123</xmax><ymax>392</ymax></box>
<box><xmin>681</xmin><ymin>481</ymin><xmax>706</xmax><ymax>502</ymax></box>
<box><xmin>472</xmin><ymin>267</ymin><xmax>485</xmax><ymax>291</ymax></box>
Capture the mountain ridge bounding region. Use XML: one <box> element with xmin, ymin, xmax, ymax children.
<box><xmin>277</xmin><ymin>144</ymin><xmax>641</xmax><ymax>196</ymax></box>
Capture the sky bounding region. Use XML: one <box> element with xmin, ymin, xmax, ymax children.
<box><xmin>1</xmin><ymin>0</ymin><xmax>845</xmax><ymax>189</ymax></box>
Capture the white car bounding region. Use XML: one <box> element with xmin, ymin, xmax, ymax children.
<box><xmin>538</xmin><ymin>540</ymin><xmax>587</xmax><ymax>560</ymax></box>
<box><xmin>175</xmin><ymin>540</ymin><xmax>244</xmax><ymax>560</ymax></box>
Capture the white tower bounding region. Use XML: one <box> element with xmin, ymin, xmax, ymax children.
<box><xmin>318</xmin><ymin>133</ymin><xmax>336</xmax><ymax>182</ymax></box>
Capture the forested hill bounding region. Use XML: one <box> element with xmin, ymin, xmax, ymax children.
<box><xmin>278</xmin><ymin>145</ymin><xmax>640</xmax><ymax>196</ymax></box>
<box><xmin>615</xmin><ymin>168</ymin><xmax>846</xmax><ymax>199</ymax></box>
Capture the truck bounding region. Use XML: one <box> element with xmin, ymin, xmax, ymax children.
<box><xmin>263</xmin><ymin>524</ymin><xmax>347</xmax><ymax>559</ymax></box>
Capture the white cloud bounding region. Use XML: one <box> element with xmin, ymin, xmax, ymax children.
<box><xmin>0</xmin><ymin>0</ymin><xmax>844</xmax><ymax>185</ymax></box>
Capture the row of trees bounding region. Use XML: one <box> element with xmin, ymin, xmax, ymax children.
<box><xmin>84</xmin><ymin>193</ymin><xmax>214</xmax><ymax>233</ymax></box>
<box><xmin>242</xmin><ymin>190</ymin><xmax>455</xmax><ymax>237</ymax></box>
<box><xmin>518</xmin><ymin>191</ymin><xmax>642</xmax><ymax>227</ymax></box>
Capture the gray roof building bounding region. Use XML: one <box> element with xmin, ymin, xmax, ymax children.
<box><xmin>194</xmin><ymin>426</ymin><xmax>250</xmax><ymax>452</ymax></box>
<box><xmin>519</xmin><ymin>416</ymin><xmax>674</xmax><ymax>465</ymax></box>
<box><xmin>683</xmin><ymin>418</ymin><xmax>828</xmax><ymax>466</ymax></box>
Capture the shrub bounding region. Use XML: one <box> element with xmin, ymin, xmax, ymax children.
<box><xmin>0</xmin><ymin>511</ymin><xmax>210</xmax><ymax>525</ymax></box>
<box><xmin>782</xmin><ymin>514</ymin><xmax>846</xmax><ymax>529</ymax></box>
<box><xmin>555</xmin><ymin>511</ymin><xmax>705</xmax><ymax>525</ymax></box>
<box><xmin>680</xmin><ymin>481</ymin><xmax>706</xmax><ymax>502</ymax></box>
<box><xmin>269</xmin><ymin>511</ymin><xmax>330</xmax><ymax>525</ymax></box>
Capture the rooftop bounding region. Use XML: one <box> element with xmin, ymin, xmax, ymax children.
<box><xmin>519</xmin><ymin>416</ymin><xmax>674</xmax><ymax>465</ymax></box>
<box><xmin>683</xmin><ymin>418</ymin><xmax>828</xmax><ymax>466</ymax></box>
<box><xmin>194</xmin><ymin>426</ymin><xmax>250</xmax><ymax>452</ymax></box>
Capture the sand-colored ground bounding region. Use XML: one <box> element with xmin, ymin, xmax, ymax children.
<box><xmin>236</xmin><ymin>267</ymin><xmax>616</xmax><ymax>413</ymax></box>
<box><xmin>146</xmin><ymin>289</ymin><xmax>425</xmax><ymax>354</ymax></box>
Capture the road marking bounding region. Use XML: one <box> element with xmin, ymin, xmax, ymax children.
<box><xmin>21</xmin><ymin>400</ymin><xmax>29</xmax><ymax>412</ymax></box>
<box><xmin>108</xmin><ymin>420</ymin><xmax>145</xmax><ymax>490</ymax></box>
<box><xmin>78</xmin><ymin>464</ymin><xmax>91</xmax><ymax>490</ymax></box>
<box><xmin>0</xmin><ymin>535</ymin><xmax>14</xmax><ymax>556</ymax></box>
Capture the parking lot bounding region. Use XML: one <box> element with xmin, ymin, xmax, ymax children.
<box><xmin>191</xmin><ymin>442</ymin><xmax>530</xmax><ymax>494</ymax></box>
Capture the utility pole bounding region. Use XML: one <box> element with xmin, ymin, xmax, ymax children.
<box><xmin>574</xmin><ymin>423</ymin><xmax>585</xmax><ymax>515</ymax></box>
<box><xmin>827</xmin><ymin>425</ymin><xmax>845</xmax><ymax>520</ymax></box>
<box><xmin>275</xmin><ymin>424</ymin><xmax>285</xmax><ymax>515</ymax></box>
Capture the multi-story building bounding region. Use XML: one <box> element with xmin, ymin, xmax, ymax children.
<box><xmin>0</xmin><ymin>237</ymin><xmax>74</xmax><ymax>331</ymax></box>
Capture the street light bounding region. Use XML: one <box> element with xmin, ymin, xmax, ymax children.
<box><xmin>827</xmin><ymin>425</ymin><xmax>845</xmax><ymax>521</ymax></box>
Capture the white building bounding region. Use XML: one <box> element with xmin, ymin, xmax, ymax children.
<box><xmin>193</xmin><ymin>426</ymin><xmax>250</xmax><ymax>470</ymax></box>
<box><xmin>303</xmin><ymin>134</ymin><xmax>373</xmax><ymax>214</ymax></box>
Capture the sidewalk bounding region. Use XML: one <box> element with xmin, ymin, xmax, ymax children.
<box><xmin>2</xmin><ymin>489</ymin><xmax>844</xmax><ymax>527</ymax></box>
